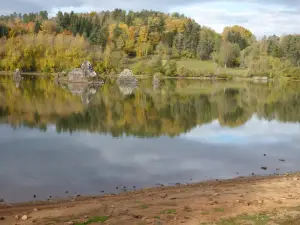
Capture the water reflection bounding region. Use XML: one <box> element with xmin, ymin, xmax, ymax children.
<box><xmin>1</xmin><ymin>76</ymin><xmax>300</xmax><ymax>136</ymax></box>
<box><xmin>0</xmin><ymin>76</ymin><xmax>300</xmax><ymax>202</ymax></box>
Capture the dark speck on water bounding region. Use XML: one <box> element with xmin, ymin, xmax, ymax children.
<box><xmin>279</xmin><ymin>159</ymin><xmax>286</xmax><ymax>162</ymax></box>
<box><xmin>261</xmin><ymin>167</ymin><xmax>267</xmax><ymax>170</ymax></box>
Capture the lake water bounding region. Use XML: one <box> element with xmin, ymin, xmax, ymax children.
<box><xmin>0</xmin><ymin>76</ymin><xmax>300</xmax><ymax>203</ymax></box>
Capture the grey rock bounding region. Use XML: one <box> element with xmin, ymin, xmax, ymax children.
<box><xmin>67</xmin><ymin>61</ymin><xmax>97</xmax><ymax>83</ymax></box>
<box><xmin>117</xmin><ymin>69</ymin><xmax>138</xmax><ymax>86</ymax></box>
<box><xmin>117</xmin><ymin>69</ymin><xmax>138</xmax><ymax>96</ymax></box>
<box><xmin>13</xmin><ymin>68</ymin><xmax>22</xmax><ymax>80</ymax></box>
<box><xmin>81</xmin><ymin>61</ymin><xmax>97</xmax><ymax>77</ymax></box>
<box><xmin>64</xmin><ymin>222</ymin><xmax>74</xmax><ymax>225</ymax></box>
<box><xmin>68</xmin><ymin>68</ymin><xmax>89</xmax><ymax>83</ymax></box>
<box><xmin>21</xmin><ymin>215</ymin><xmax>28</xmax><ymax>220</ymax></box>
<box><xmin>152</xmin><ymin>75</ymin><xmax>160</xmax><ymax>88</ymax></box>
<box><xmin>159</xmin><ymin>193</ymin><xmax>168</xmax><ymax>198</ymax></box>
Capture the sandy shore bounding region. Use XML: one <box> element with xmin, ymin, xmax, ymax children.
<box><xmin>1</xmin><ymin>173</ymin><xmax>300</xmax><ymax>225</ymax></box>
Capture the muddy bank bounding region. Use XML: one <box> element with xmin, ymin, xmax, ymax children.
<box><xmin>1</xmin><ymin>173</ymin><xmax>300</xmax><ymax>224</ymax></box>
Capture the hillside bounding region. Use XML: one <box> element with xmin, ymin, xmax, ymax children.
<box><xmin>0</xmin><ymin>9</ymin><xmax>299</xmax><ymax>78</ymax></box>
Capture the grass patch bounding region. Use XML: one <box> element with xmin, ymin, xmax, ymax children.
<box><xmin>154</xmin><ymin>216</ymin><xmax>160</xmax><ymax>219</ymax></box>
<box><xmin>218</xmin><ymin>213</ymin><xmax>270</xmax><ymax>225</ymax></box>
<box><xmin>140</xmin><ymin>204</ymin><xmax>150</xmax><ymax>209</ymax></box>
<box><xmin>200</xmin><ymin>212</ymin><xmax>209</xmax><ymax>215</ymax></box>
<box><xmin>177</xmin><ymin>60</ymin><xmax>216</xmax><ymax>70</ymax></box>
<box><xmin>75</xmin><ymin>216</ymin><xmax>109</xmax><ymax>225</ymax></box>
<box><xmin>214</xmin><ymin>208</ymin><xmax>225</xmax><ymax>213</ymax></box>
<box><xmin>176</xmin><ymin>59</ymin><xmax>248</xmax><ymax>77</ymax></box>
<box><xmin>160</xmin><ymin>209</ymin><xmax>177</xmax><ymax>214</ymax></box>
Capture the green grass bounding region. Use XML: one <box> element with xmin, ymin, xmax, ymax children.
<box><xmin>218</xmin><ymin>213</ymin><xmax>270</xmax><ymax>225</ymax></box>
<box><xmin>140</xmin><ymin>204</ymin><xmax>150</xmax><ymax>209</ymax></box>
<box><xmin>177</xmin><ymin>60</ymin><xmax>217</xmax><ymax>70</ymax></box>
<box><xmin>160</xmin><ymin>209</ymin><xmax>177</xmax><ymax>214</ymax></box>
<box><xmin>177</xmin><ymin>59</ymin><xmax>249</xmax><ymax>77</ymax></box>
<box><xmin>75</xmin><ymin>216</ymin><xmax>109</xmax><ymax>225</ymax></box>
<box><xmin>214</xmin><ymin>208</ymin><xmax>225</xmax><ymax>213</ymax></box>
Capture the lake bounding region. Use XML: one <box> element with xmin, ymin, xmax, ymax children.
<box><xmin>0</xmin><ymin>76</ymin><xmax>300</xmax><ymax>203</ymax></box>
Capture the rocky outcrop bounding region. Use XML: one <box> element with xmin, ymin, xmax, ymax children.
<box><xmin>117</xmin><ymin>69</ymin><xmax>138</xmax><ymax>96</ymax></box>
<box><xmin>13</xmin><ymin>68</ymin><xmax>21</xmax><ymax>81</ymax></box>
<box><xmin>117</xmin><ymin>69</ymin><xmax>138</xmax><ymax>86</ymax></box>
<box><xmin>68</xmin><ymin>61</ymin><xmax>97</xmax><ymax>83</ymax></box>
<box><xmin>152</xmin><ymin>74</ymin><xmax>160</xmax><ymax>89</ymax></box>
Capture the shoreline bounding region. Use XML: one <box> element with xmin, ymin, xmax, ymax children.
<box><xmin>0</xmin><ymin>71</ymin><xmax>274</xmax><ymax>82</ymax></box>
<box><xmin>1</xmin><ymin>172</ymin><xmax>300</xmax><ymax>224</ymax></box>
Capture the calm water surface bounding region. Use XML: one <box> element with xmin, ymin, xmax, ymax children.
<box><xmin>0</xmin><ymin>76</ymin><xmax>299</xmax><ymax>202</ymax></box>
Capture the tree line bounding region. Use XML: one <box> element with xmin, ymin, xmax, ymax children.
<box><xmin>0</xmin><ymin>9</ymin><xmax>299</xmax><ymax>78</ymax></box>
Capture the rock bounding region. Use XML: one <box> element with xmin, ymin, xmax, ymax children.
<box><xmin>81</xmin><ymin>61</ymin><xmax>97</xmax><ymax>78</ymax></box>
<box><xmin>65</xmin><ymin>222</ymin><xmax>74</xmax><ymax>225</ymax></box>
<box><xmin>152</xmin><ymin>75</ymin><xmax>160</xmax><ymax>88</ymax></box>
<box><xmin>213</xmin><ymin>193</ymin><xmax>220</xmax><ymax>197</ymax></box>
<box><xmin>169</xmin><ymin>197</ymin><xmax>177</xmax><ymax>200</ymax></box>
<box><xmin>258</xmin><ymin>200</ymin><xmax>264</xmax><ymax>204</ymax></box>
<box><xmin>13</xmin><ymin>68</ymin><xmax>22</xmax><ymax>80</ymax></box>
<box><xmin>15</xmin><ymin>215</ymin><xmax>20</xmax><ymax>220</ymax></box>
<box><xmin>0</xmin><ymin>198</ymin><xmax>4</xmax><ymax>203</ymax></box>
<box><xmin>145</xmin><ymin>218</ymin><xmax>155</xmax><ymax>223</ymax></box>
<box><xmin>239</xmin><ymin>194</ymin><xmax>244</xmax><ymax>198</ymax></box>
<box><xmin>33</xmin><ymin>208</ymin><xmax>38</xmax><ymax>212</ymax></box>
<box><xmin>210</xmin><ymin>200</ymin><xmax>219</xmax><ymax>205</ymax></box>
<box><xmin>67</xmin><ymin>61</ymin><xmax>97</xmax><ymax>83</ymax></box>
<box><xmin>68</xmin><ymin>68</ymin><xmax>89</xmax><ymax>83</ymax></box>
<box><xmin>276</xmin><ymin>200</ymin><xmax>283</xmax><ymax>204</ymax></box>
<box><xmin>160</xmin><ymin>193</ymin><xmax>168</xmax><ymax>198</ymax></box>
<box><xmin>21</xmin><ymin>215</ymin><xmax>28</xmax><ymax>220</ymax></box>
<box><xmin>0</xmin><ymin>216</ymin><xmax>4</xmax><ymax>220</ymax></box>
<box><xmin>131</xmin><ymin>214</ymin><xmax>142</xmax><ymax>219</ymax></box>
<box><xmin>293</xmin><ymin>177</ymin><xmax>299</xmax><ymax>181</ymax></box>
<box><xmin>117</xmin><ymin>69</ymin><xmax>138</xmax><ymax>86</ymax></box>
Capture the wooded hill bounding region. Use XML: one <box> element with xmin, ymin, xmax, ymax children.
<box><xmin>0</xmin><ymin>9</ymin><xmax>299</xmax><ymax>78</ymax></box>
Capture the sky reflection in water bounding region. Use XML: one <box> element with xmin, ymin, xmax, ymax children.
<box><xmin>0</xmin><ymin>115</ymin><xmax>299</xmax><ymax>202</ymax></box>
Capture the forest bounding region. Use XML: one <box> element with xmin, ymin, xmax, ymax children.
<box><xmin>0</xmin><ymin>9</ymin><xmax>300</xmax><ymax>78</ymax></box>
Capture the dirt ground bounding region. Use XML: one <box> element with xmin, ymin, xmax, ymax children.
<box><xmin>1</xmin><ymin>174</ymin><xmax>300</xmax><ymax>225</ymax></box>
